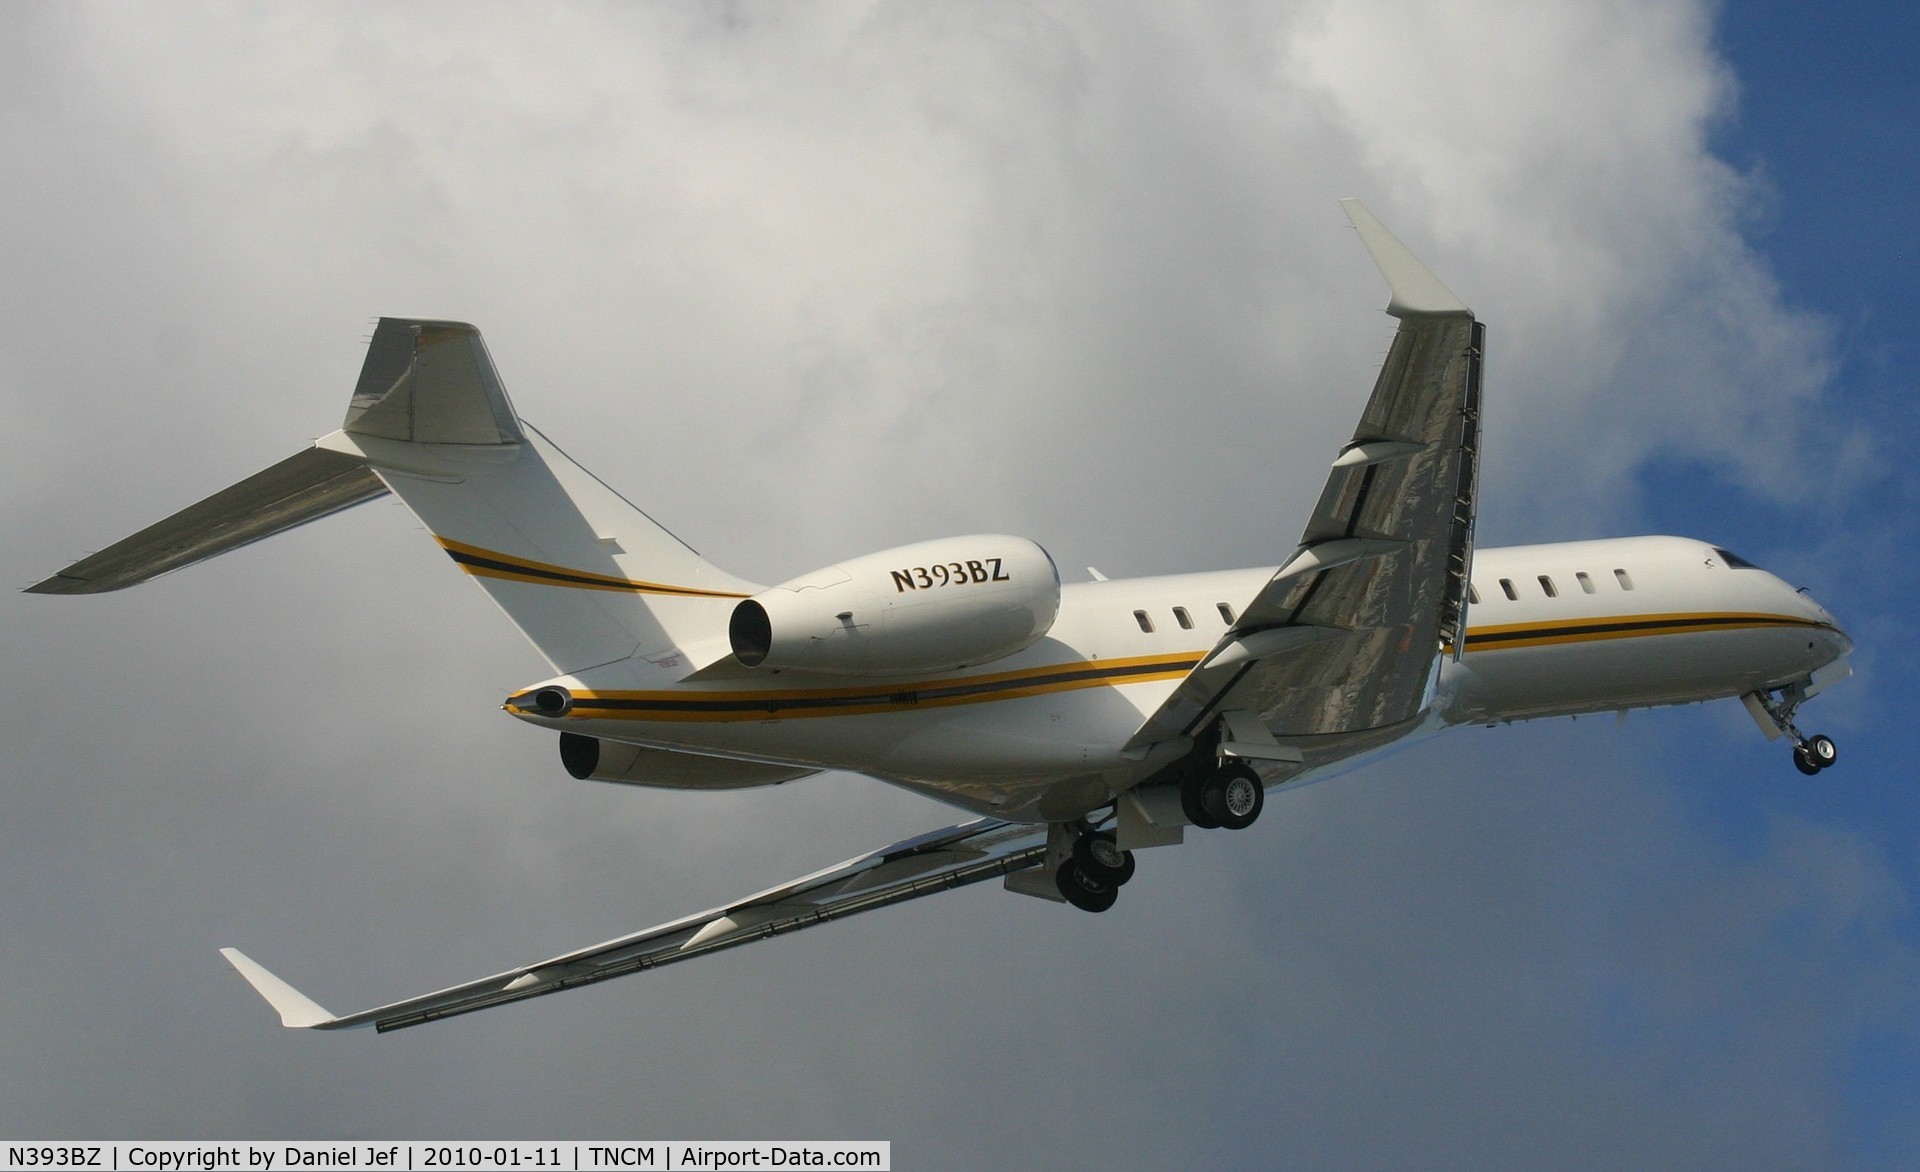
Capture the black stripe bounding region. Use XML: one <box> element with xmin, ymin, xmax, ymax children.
<box><xmin>1466</xmin><ymin>614</ymin><xmax>1819</xmax><ymax>649</ymax></box>
<box><xmin>444</xmin><ymin>547</ymin><xmax>719</xmax><ymax>596</ymax></box>
<box><xmin>571</xmin><ymin>657</ymin><xmax>1203</xmax><ymax>717</ymax></box>
<box><xmin>1180</xmin><ymin>657</ymin><xmax>1259</xmax><ymax>739</ymax></box>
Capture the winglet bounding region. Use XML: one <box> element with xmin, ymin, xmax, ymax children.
<box><xmin>1339</xmin><ymin>198</ymin><xmax>1470</xmax><ymax>318</ymax></box>
<box><xmin>219</xmin><ymin>948</ymin><xmax>340</xmax><ymax>1029</ymax></box>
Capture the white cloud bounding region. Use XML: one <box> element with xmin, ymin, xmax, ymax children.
<box><xmin>1284</xmin><ymin>0</ymin><xmax>1846</xmax><ymax>536</ymax></box>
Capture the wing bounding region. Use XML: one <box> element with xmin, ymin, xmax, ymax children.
<box><xmin>221</xmin><ymin>817</ymin><xmax>1047</xmax><ymax>1032</ymax></box>
<box><xmin>1125</xmin><ymin>200</ymin><xmax>1482</xmax><ymax>762</ymax></box>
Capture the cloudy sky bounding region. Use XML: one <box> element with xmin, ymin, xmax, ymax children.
<box><xmin>3</xmin><ymin>0</ymin><xmax>1914</xmax><ymax>1164</ymax></box>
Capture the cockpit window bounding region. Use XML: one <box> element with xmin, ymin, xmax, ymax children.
<box><xmin>1712</xmin><ymin>547</ymin><xmax>1759</xmax><ymax>570</ymax></box>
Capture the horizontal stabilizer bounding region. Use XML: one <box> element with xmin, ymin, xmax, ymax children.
<box><xmin>27</xmin><ymin>447</ymin><xmax>387</xmax><ymax>594</ymax></box>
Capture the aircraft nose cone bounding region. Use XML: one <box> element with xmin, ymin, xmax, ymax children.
<box><xmin>1775</xmin><ymin>576</ymin><xmax>1851</xmax><ymax>660</ymax></box>
<box><xmin>1828</xmin><ymin>619</ymin><xmax>1854</xmax><ymax>658</ymax></box>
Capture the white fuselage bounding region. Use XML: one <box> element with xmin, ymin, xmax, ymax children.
<box><xmin>516</xmin><ymin>535</ymin><xmax>1849</xmax><ymax>820</ymax></box>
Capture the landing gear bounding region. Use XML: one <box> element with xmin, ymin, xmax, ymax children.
<box><xmin>1794</xmin><ymin>733</ymin><xmax>1838</xmax><ymax>775</ymax></box>
<box><xmin>1055</xmin><ymin>859</ymin><xmax>1119</xmax><ymax>912</ymax></box>
<box><xmin>1050</xmin><ymin>749</ymin><xmax>1273</xmax><ymax>913</ymax></box>
<box><xmin>1053</xmin><ymin>826</ymin><xmax>1135</xmax><ymax>912</ymax></box>
<box><xmin>1207</xmin><ymin>762</ymin><xmax>1265</xmax><ymax>830</ymax></box>
<box><xmin>1074</xmin><ymin>830</ymin><xmax>1136</xmax><ymax>886</ymax></box>
<box><xmin>1754</xmin><ymin>687</ymin><xmax>1838</xmax><ymax>775</ymax></box>
<box><xmin>1807</xmin><ymin>733</ymin><xmax>1838</xmax><ymax>768</ymax></box>
<box><xmin>1180</xmin><ymin>760</ymin><xmax>1266</xmax><ymax>831</ymax></box>
<box><xmin>1179</xmin><ymin>773</ymin><xmax>1221</xmax><ymax>829</ymax></box>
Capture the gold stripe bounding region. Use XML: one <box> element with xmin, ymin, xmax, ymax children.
<box><xmin>576</xmin><ymin>652</ymin><xmax>1197</xmax><ymax>702</ymax></box>
<box><xmin>437</xmin><ymin>538</ymin><xmax>749</xmax><ymax>598</ymax></box>
<box><xmin>525</xmin><ymin>652</ymin><xmax>1204</xmax><ymax>723</ymax></box>
<box><xmin>1452</xmin><ymin>610</ymin><xmax>1830</xmax><ymax>655</ymax></box>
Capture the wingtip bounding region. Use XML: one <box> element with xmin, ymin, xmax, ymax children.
<box><xmin>22</xmin><ymin>574</ymin><xmax>98</xmax><ymax>595</ymax></box>
<box><xmin>219</xmin><ymin>947</ymin><xmax>339</xmax><ymax>1029</ymax></box>
<box><xmin>1339</xmin><ymin>198</ymin><xmax>1471</xmax><ymax>318</ymax></box>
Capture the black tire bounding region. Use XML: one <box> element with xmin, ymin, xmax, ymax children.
<box><xmin>1793</xmin><ymin>745</ymin><xmax>1822</xmax><ymax>776</ymax></box>
<box><xmin>1074</xmin><ymin>832</ymin><xmax>1136</xmax><ymax>886</ymax></box>
<box><xmin>1807</xmin><ymin>734</ymin><xmax>1838</xmax><ymax>769</ymax></box>
<box><xmin>1055</xmin><ymin>860</ymin><xmax>1118</xmax><ymax>913</ymax></box>
<box><xmin>1181</xmin><ymin>775</ymin><xmax>1222</xmax><ymax>829</ymax></box>
<box><xmin>1204</xmin><ymin>762</ymin><xmax>1265</xmax><ymax>830</ymax></box>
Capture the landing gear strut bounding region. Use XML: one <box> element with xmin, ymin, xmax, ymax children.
<box><xmin>1755</xmin><ymin>687</ymin><xmax>1838</xmax><ymax>775</ymax></box>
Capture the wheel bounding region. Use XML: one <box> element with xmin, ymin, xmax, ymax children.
<box><xmin>1074</xmin><ymin>832</ymin><xmax>1136</xmax><ymax>886</ymax></box>
<box><xmin>1203</xmin><ymin>761</ymin><xmax>1265</xmax><ymax>830</ymax></box>
<box><xmin>1055</xmin><ymin>860</ymin><xmax>1118</xmax><ymax>913</ymax></box>
<box><xmin>1806</xmin><ymin>734</ymin><xmax>1837</xmax><ymax>769</ymax></box>
<box><xmin>1793</xmin><ymin>745</ymin><xmax>1821</xmax><ymax>776</ymax></box>
<box><xmin>1181</xmin><ymin>774</ymin><xmax>1222</xmax><ymax>829</ymax></box>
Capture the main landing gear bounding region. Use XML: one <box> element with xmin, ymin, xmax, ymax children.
<box><xmin>1178</xmin><ymin>759</ymin><xmax>1265</xmax><ymax>830</ymax></box>
<box><xmin>1753</xmin><ymin>687</ymin><xmax>1839</xmax><ymax>776</ymax></box>
<box><xmin>1050</xmin><ymin>757</ymin><xmax>1269</xmax><ymax>912</ymax></box>
<box><xmin>1054</xmin><ymin>828</ymin><xmax>1134</xmax><ymax>913</ymax></box>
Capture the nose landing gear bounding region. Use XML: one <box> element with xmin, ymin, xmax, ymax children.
<box><xmin>1793</xmin><ymin>732</ymin><xmax>1839</xmax><ymax>776</ymax></box>
<box><xmin>1752</xmin><ymin>686</ymin><xmax>1839</xmax><ymax>775</ymax></box>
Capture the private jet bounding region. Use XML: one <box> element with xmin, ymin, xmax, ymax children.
<box><xmin>30</xmin><ymin>201</ymin><xmax>1851</xmax><ymax>1031</ymax></box>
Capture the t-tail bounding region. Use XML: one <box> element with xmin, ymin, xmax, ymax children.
<box><xmin>28</xmin><ymin>318</ymin><xmax>760</xmax><ymax>674</ymax></box>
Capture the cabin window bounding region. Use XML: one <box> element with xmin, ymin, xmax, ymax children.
<box><xmin>1499</xmin><ymin>578</ymin><xmax>1518</xmax><ymax>601</ymax></box>
<box><xmin>1468</xmin><ymin>584</ymin><xmax>1481</xmax><ymax>604</ymax></box>
<box><xmin>1172</xmin><ymin>606</ymin><xmax>1194</xmax><ymax>630</ymax></box>
<box><xmin>1575</xmin><ymin>571</ymin><xmax>1595</xmax><ymax>594</ymax></box>
<box><xmin>1217</xmin><ymin>603</ymin><xmax>1235</xmax><ymax>624</ymax></box>
<box><xmin>1614</xmin><ymin>568</ymin><xmax>1635</xmax><ymax>591</ymax></box>
<box><xmin>1538</xmin><ymin>575</ymin><xmax>1558</xmax><ymax>598</ymax></box>
<box><xmin>1134</xmin><ymin>609</ymin><xmax>1154</xmax><ymax>633</ymax></box>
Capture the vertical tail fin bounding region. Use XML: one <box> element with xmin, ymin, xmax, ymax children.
<box><xmin>321</xmin><ymin>318</ymin><xmax>760</xmax><ymax>673</ymax></box>
<box><xmin>29</xmin><ymin>317</ymin><xmax>757</xmax><ymax>674</ymax></box>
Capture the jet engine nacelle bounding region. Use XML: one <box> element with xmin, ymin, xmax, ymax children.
<box><xmin>729</xmin><ymin>535</ymin><xmax>1060</xmax><ymax>675</ymax></box>
<box><xmin>559</xmin><ymin>733</ymin><xmax>816</xmax><ymax>790</ymax></box>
